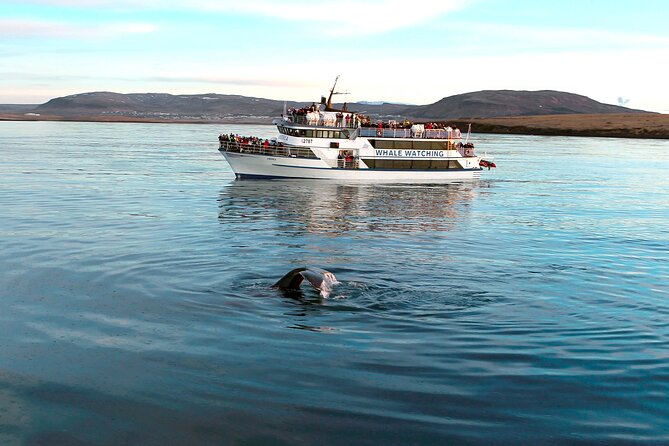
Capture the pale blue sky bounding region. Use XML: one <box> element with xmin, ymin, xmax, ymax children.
<box><xmin>1</xmin><ymin>0</ymin><xmax>668</xmax><ymax>112</ymax></box>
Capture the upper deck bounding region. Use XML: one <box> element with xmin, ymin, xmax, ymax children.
<box><xmin>281</xmin><ymin>115</ymin><xmax>464</xmax><ymax>141</ymax></box>
<box><xmin>359</xmin><ymin>128</ymin><xmax>459</xmax><ymax>140</ymax></box>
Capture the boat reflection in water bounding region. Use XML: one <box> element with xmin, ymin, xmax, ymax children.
<box><xmin>217</xmin><ymin>180</ymin><xmax>485</xmax><ymax>235</ymax></box>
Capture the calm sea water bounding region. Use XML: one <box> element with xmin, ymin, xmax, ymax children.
<box><xmin>1</xmin><ymin>121</ymin><xmax>668</xmax><ymax>445</ymax></box>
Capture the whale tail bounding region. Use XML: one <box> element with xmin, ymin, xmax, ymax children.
<box><xmin>272</xmin><ymin>267</ymin><xmax>339</xmax><ymax>296</ymax></box>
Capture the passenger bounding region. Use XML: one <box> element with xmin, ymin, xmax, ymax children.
<box><xmin>454</xmin><ymin>127</ymin><xmax>462</xmax><ymax>139</ymax></box>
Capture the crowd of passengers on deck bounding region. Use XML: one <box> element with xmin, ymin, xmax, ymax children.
<box><xmin>286</xmin><ymin>104</ymin><xmax>364</xmax><ymax>128</ymax></box>
<box><xmin>218</xmin><ymin>133</ymin><xmax>281</xmax><ymax>148</ymax></box>
<box><xmin>285</xmin><ymin>106</ymin><xmax>466</xmax><ymax>140</ymax></box>
<box><xmin>371</xmin><ymin>120</ymin><xmax>460</xmax><ymax>132</ymax></box>
<box><xmin>366</xmin><ymin>120</ymin><xmax>464</xmax><ymax>140</ymax></box>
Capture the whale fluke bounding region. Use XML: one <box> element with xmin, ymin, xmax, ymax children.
<box><xmin>272</xmin><ymin>267</ymin><xmax>339</xmax><ymax>295</ymax></box>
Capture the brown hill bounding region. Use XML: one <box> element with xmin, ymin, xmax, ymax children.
<box><xmin>34</xmin><ymin>92</ymin><xmax>310</xmax><ymax>118</ymax></box>
<box><xmin>28</xmin><ymin>89</ymin><xmax>648</xmax><ymax>121</ymax></box>
<box><xmin>408</xmin><ymin>90</ymin><xmax>649</xmax><ymax>119</ymax></box>
<box><xmin>4</xmin><ymin>90</ymin><xmax>664</xmax><ymax>140</ymax></box>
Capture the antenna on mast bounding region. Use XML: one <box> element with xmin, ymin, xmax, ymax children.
<box><xmin>325</xmin><ymin>75</ymin><xmax>350</xmax><ymax>110</ymax></box>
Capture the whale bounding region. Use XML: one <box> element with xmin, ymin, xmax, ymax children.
<box><xmin>272</xmin><ymin>267</ymin><xmax>339</xmax><ymax>294</ymax></box>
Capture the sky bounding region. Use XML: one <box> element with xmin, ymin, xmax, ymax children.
<box><xmin>1</xmin><ymin>0</ymin><xmax>668</xmax><ymax>112</ymax></box>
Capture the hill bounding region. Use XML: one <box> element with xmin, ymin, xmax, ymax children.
<box><xmin>409</xmin><ymin>90</ymin><xmax>648</xmax><ymax>119</ymax></box>
<box><xmin>19</xmin><ymin>89</ymin><xmax>648</xmax><ymax>122</ymax></box>
<box><xmin>31</xmin><ymin>92</ymin><xmax>414</xmax><ymax>121</ymax></box>
<box><xmin>34</xmin><ymin>92</ymin><xmax>309</xmax><ymax>119</ymax></box>
<box><xmin>3</xmin><ymin>90</ymin><xmax>666</xmax><ymax>139</ymax></box>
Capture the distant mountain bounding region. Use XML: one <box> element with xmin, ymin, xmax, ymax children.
<box><xmin>35</xmin><ymin>92</ymin><xmax>309</xmax><ymax>118</ymax></box>
<box><xmin>0</xmin><ymin>104</ymin><xmax>36</xmax><ymax>113</ymax></box>
<box><xmin>408</xmin><ymin>90</ymin><xmax>648</xmax><ymax>119</ymax></box>
<box><xmin>25</xmin><ymin>90</ymin><xmax>649</xmax><ymax>121</ymax></box>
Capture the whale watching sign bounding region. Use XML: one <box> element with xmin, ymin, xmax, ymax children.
<box><xmin>374</xmin><ymin>149</ymin><xmax>447</xmax><ymax>158</ymax></box>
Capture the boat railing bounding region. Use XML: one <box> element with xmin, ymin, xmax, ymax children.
<box><xmin>285</xmin><ymin>115</ymin><xmax>359</xmax><ymax>129</ymax></box>
<box><xmin>219</xmin><ymin>141</ymin><xmax>318</xmax><ymax>159</ymax></box>
<box><xmin>359</xmin><ymin>128</ymin><xmax>462</xmax><ymax>140</ymax></box>
<box><xmin>283</xmin><ymin>116</ymin><xmax>463</xmax><ymax>140</ymax></box>
<box><xmin>337</xmin><ymin>158</ymin><xmax>359</xmax><ymax>169</ymax></box>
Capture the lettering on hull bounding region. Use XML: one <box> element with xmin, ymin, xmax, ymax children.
<box><xmin>374</xmin><ymin>149</ymin><xmax>446</xmax><ymax>158</ymax></box>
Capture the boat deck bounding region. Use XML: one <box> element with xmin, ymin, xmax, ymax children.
<box><xmin>359</xmin><ymin>128</ymin><xmax>460</xmax><ymax>140</ymax></box>
<box><xmin>219</xmin><ymin>141</ymin><xmax>318</xmax><ymax>159</ymax></box>
<box><xmin>283</xmin><ymin>118</ymin><xmax>462</xmax><ymax>140</ymax></box>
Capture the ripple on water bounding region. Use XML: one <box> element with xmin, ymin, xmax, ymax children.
<box><xmin>1</xmin><ymin>123</ymin><xmax>669</xmax><ymax>444</ymax></box>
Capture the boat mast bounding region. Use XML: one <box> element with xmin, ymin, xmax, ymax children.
<box><xmin>324</xmin><ymin>75</ymin><xmax>349</xmax><ymax>110</ymax></box>
<box><xmin>326</xmin><ymin>75</ymin><xmax>339</xmax><ymax>109</ymax></box>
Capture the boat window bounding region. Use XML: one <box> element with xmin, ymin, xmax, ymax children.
<box><xmin>412</xmin><ymin>141</ymin><xmax>446</xmax><ymax>150</ymax></box>
<box><xmin>374</xmin><ymin>140</ymin><xmax>394</xmax><ymax>149</ymax></box>
<box><xmin>330</xmin><ymin>142</ymin><xmax>339</xmax><ymax>148</ymax></box>
<box><xmin>373</xmin><ymin>160</ymin><xmax>395</xmax><ymax>169</ymax></box>
<box><xmin>392</xmin><ymin>160</ymin><xmax>412</xmax><ymax>169</ymax></box>
<box><xmin>411</xmin><ymin>160</ymin><xmax>431</xmax><ymax>170</ymax></box>
<box><xmin>426</xmin><ymin>160</ymin><xmax>449</xmax><ymax>170</ymax></box>
<box><xmin>361</xmin><ymin>159</ymin><xmax>464</xmax><ymax>170</ymax></box>
<box><xmin>306</xmin><ymin>130</ymin><xmax>314</xmax><ymax>137</ymax></box>
<box><xmin>428</xmin><ymin>160</ymin><xmax>457</xmax><ymax>170</ymax></box>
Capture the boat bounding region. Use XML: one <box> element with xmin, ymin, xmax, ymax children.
<box><xmin>218</xmin><ymin>78</ymin><xmax>495</xmax><ymax>182</ymax></box>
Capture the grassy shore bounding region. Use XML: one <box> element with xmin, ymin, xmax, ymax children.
<box><xmin>2</xmin><ymin>112</ymin><xmax>669</xmax><ymax>139</ymax></box>
<box><xmin>450</xmin><ymin>113</ymin><xmax>669</xmax><ymax>139</ymax></box>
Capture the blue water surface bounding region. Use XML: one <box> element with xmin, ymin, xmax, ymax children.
<box><xmin>1</xmin><ymin>121</ymin><xmax>668</xmax><ymax>445</ymax></box>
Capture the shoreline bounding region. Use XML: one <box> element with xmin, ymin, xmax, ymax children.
<box><xmin>451</xmin><ymin>113</ymin><xmax>669</xmax><ymax>139</ymax></box>
<box><xmin>2</xmin><ymin>112</ymin><xmax>668</xmax><ymax>139</ymax></box>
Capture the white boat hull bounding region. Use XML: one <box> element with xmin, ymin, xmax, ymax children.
<box><xmin>222</xmin><ymin>151</ymin><xmax>482</xmax><ymax>182</ymax></box>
